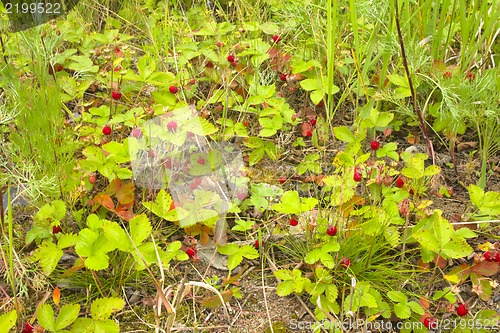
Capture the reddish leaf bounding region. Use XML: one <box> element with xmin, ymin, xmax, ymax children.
<box><xmin>111</xmin><ymin>181</ymin><xmax>135</xmax><ymax>205</ymax></box>
<box><xmin>268</xmin><ymin>47</ymin><xmax>291</xmax><ymax>72</ymax></box>
<box><xmin>433</xmin><ymin>254</ymin><xmax>447</xmax><ymax>269</ymax></box>
<box><xmin>94</xmin><ymin>194</ymin><xmax>115</xmax><ymax>210</ymax></box>
<box><xmin>407</xmin><ymin>132</ymin><xmax>420</xmax><ymax>144</ymax></box>
<box><xmin>52</xmin><ymin>286</ymin><xmax>60</xmax><ymax>306</ymax></box>
<box><xmin>446</xmin><ymin>263</ymin><xmax>471</xmax><ymax>282</ymax></box>
<box><xmin>201</xmin><ymin>290</ymin><xmax>233</xmax><ymax>309</ymax></box>
<box><xmin>116</xmin><ymin>210</ymin><xmax>135</xmax><ymax>221</ymax></box>
<box><xmin>417</xmin><ymin>258</ymin><xmax>431</xmax><ymax>271</ymax></box>
<box><xmin>471</xmin><ymin>261</ymin><xmax>499</xmax><ymax>276</ymax></box>
<box><xmin>184</xmin><ymin>224</ymin><xmax>213</xmax><ymax>245</ymax></box>
<box><xmin>116</xmin><ymin>202</ymin><xmax>134</xmax><ymax>212</ymax></box>
<box><xmin>420</xmin><ymin>297</ymin><xmax>431</xmax><ymax>309</ymax></box>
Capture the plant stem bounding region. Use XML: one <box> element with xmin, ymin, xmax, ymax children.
<box><xmin>394</xmin><ymin>0</ymin><xmax>436</xmax><ymax>164</ymax></box>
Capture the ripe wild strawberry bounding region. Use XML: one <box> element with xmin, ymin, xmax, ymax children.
<box><xmin>22</xmin><ymin>322</ymin><xmax>34</xmax><ymax>333</ymax></box>
<box><xmin>111</xmin><ymin>91</ymin><xmax>122</xmax><ymax>100</ymax></box>
<box><xmin>186</xmin><ymin>247</ymin><xmax>196</xmax><ymax>258</ymax></box>
<box><xmin>289</xmin><ymin>218</ymin><xmax>298</xmax><ymax>227</ymax></box>
<box><xmin>340</xmin><ymin>257</ymin><xmax>351</xmax><ymax>268</ymax></box>
<box><xmin>197</xmin><ymin>157</ymin><xmax>205</xmax><ymax>165</ymax></box>
<box><xmin>254</xmin><ymin>239</ymin><xmax>261</xmax><ymax>249</ymax></box>
<box><xmin>370</xmin><ymin>140</ymin><xmax>380</xmax><ymax>150</ymax></box>
<box><xmin>279</xmin><ymin>175</ymin><xmax>287</xmax><ymax>184</ymax></box>
<box><xmin>189</xmin><ymin>79</ymin><xmax>196</xmax><ymax>85</ymax></box>
<box><xmin>131</xmin><ymin>127</ymin><xmax>142</xmax><ymax>139</ymax></box>
<box><xmin>306</xmin><ymin>130</ymin><xmax>312</xmax><ymax>137</ymax></box>
<box><xmin>423</xmin><ymin>317</ymin><xmax>437</xmax><ymax>329</ymax></box>
<box><xmin>309</xmin><ymin>118</ymin><xmax>317</xmax><ymax>126</ymax></box>
<box><xmin>102</xmin><ymin>125</ymin><xmax>112</xmax><ymax>135</ymax></box>
<box><xmin>167</xmin><ymin>121</ymin><xmax>178</xmax><ymax>132</ymax></box>
<box><xmin>395</xmin><ymin>177</ymin><xmax>404</xmax><ymax>188</ymax></box>
<box><xmin>227</xmin><ymin>55</ymin><xmax>235</xmax><ymax>63</ymax></box>
<box><xmin>52</xmin><ymin>225</ymin><xmax>62</xmax><ymax>234</ymax></box>
<box><xmin>353</xmin><ymin>168</ymin><xmax>362</xmax><ymax>182</ymax></box>
<box><xmin>494</xmin><ymin>252</ymin><xmax>500</xmax><ymax>263</ymax></box>
<box><xmin>272</xmin><ymin>34</ymin><xmax>282</xmax><ymax>43</ymax></box>
<box><xmin>484</xmin><ymin>251</ymin><xmax>493</xmax><ymax>261</ymax></box>
<box><xmin>326</xmin><ymin>225</ymin><xmax>337</xmax><ymax>236</ymax></box>
<box><xmin>216</xmin><ymin>41</ymin><xmax>223</xmax><ymax>47</ymax></box>
<box><xmin>237</xmin><ymin>191</ymin><xmax>247</xmax><ymax>201</ymax></box>
<box><xmin>456</xmin><ymin>303</ymin><xmax>468</xmax><ymax>317</ymax></box>
<box><xmin>169</xmin><ymin>86</ymin><xmax>178</xmax><ymax>94</ymax></box>
<box><xmin>189</xmin><ymin>178</ymin><xmax>202</xmax><ymax>190</ymax></box>
<box><xmin>279</xmin><ymin>73</ymin><xmax>287</xmax><ymax>81</ymax></box>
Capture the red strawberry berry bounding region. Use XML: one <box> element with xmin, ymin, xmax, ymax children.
<box><xmin>409</xmin><ymin>189</ymin><xmax>415</xmax><ymax>196</ymax></box>
<box><xmin>279</xmin><ymin>175</ymin><xmax>287</xmax><ymax>184</ymax></box>
<box><xmin>254</xmin><ymin>239</ymin><xmax>261</xmax><ymax>249</ymax></box>
<box><xmin>111</xmin><ymin>91</ymin><xmax>122</xmax><ymax>100</ymax></box>
<box><xmin>189</xmin><ymin>178</ymin><xmax>202</xmax><ymax>190</ymax></box>
<box><xmin>22</xmin><ymin>322</ymin><xmax>34</xmax><ymax>333</ymax></box>
<box><xmin>164</xmin><ymin>159</ymin><xmax>172</xmax><ymax>169</ymax></box>
<box><xmin>167</xmin><ymin>121</ymin><xmax>178</xmax><ymax>132</ymax></box>
<box><xmin>370</xmin><ymin>140</ymin><xmax>380</xmax><ymax>150</ymax></box>
<box><xmin>189</xmin><ymin>79</ymin><xmax>196</xmax><ymax>85</ymax></box>
<box><xmin>272</xmin><ymin>35</ymin><xmax>282</xmax><ymax>43</ymax></box>
<box><xmin>326</xmin><ymin>225</ymin><xmax>337</xmax><ymax>236</ymax></box>
<box><xmin>423</xmin><ymin>317</ymin><xmax>437</xmax><ymax>329</ymax></box>
<box><xmin>353</xmin><ymin>168</ymin><xmax>362</xmax><ymax>182</ymax></box>
<box><xmin>186</xmin><ymin>247</ymin><xmax>196</xmax><ymax>258</ymax></box>
<box><xmin>131</xmin><ymin>127</ymin><xmax>142</xmax><ymax>139</ymax></box>
<box><xmin>484</xmin><ymin>251</ymin><xmax>493</xmax><ymax>262</ymax></box>
<box><xmin>456</xmin><ymin>303</ymin><xmax>468</xmax><ymax>317</ymax></box>
<box><xmin>198</xmin><ymin>157</ymin><xmax>205</xmax><ymax>165</ymax></box>
<box><xmin>102</xmin><ymin>125</ymin><xmax>112</xmax><ymax>135</ymax></box>
<box><xmin>169</xmin><ymin>85</ymin><xmax>179</xmax><ymax>94</ymax></box>
<box><xmin>395</xmin><ymin>177</ymin><xmax>405</xmax><ymax>188</ymax></box>
<box><xmin>279</xmin><ymin>73</ymin><xmax>287</xmax><ymax>81</ymax></box>
<box><xmin>52</xmin><ymin>225</ymin><xmax>62</xmax><ymax>234</ymax></box>
<box><xmin>494</xmin><ymin>252</ymin><xmax>500</xmax><ymax>263</ymax></box>
<box><xmin>237</xmin><ymin>191</ymin><xmax>247</xmax><ymax>201</ymax></box>
<box><xmin>88</xmin><ymin>174</ymin><xmax>96</xmax><ymax>184</ymax></box>
<box><xmin>309</xmin><ymin>118</ymin><xmax>317</xmax><ymax>126</ymax></box>
<box><xmin>216</xmin><ymin>41</ymin><xmax>223</xmax><ymax>47</ymax></box>
<box><xmin>227</xmin><ymin>55</ymin><xmax>235</xmax><ymax>63</ymax></box>
<box><xmin>289</xmin><ymin>218</ymin><xmax>298</xmax><ymax>227</ymax></box>
<box><xmin>443</xmin><ymin>71</ymin><xmax>452</xmax><ymax>78</ymax></box>
<box><xmin>306</xmin><ymin>130</ymin><xmax>312</xmax><ymax>137</ymax></box>
<box><xmin>340</xmin><ymin>257</ymin><xmax>351</xmax><ymax>268</ymax></box>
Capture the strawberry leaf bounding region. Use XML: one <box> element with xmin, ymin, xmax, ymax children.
<box><xmin>90</xmin><ymin>297</ymin><xmax>125</xmax><ymax>320</ymax></box>
<box><xmin>54</xmin><ymin>304</ymin><xmax>80</xmax><ymax>331</ymax></box>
